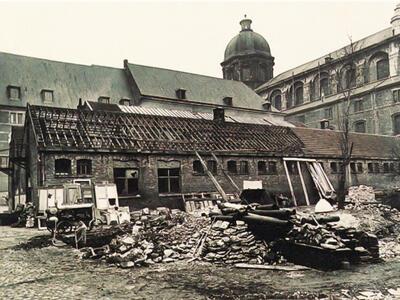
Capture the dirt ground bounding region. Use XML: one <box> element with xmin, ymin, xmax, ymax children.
<box><xmin>1</xmin><ymin>226</ymin><xmax>400</xmax><ymax>300</ymax></box>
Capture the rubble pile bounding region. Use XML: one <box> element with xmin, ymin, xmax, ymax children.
<box><xmin>202</xmin><ymin>220</ymin><xmax>282</xmax><ymax>265</ymax></box>
<box><xmin>379</xmin><ymin>238</ymin><xmax>400</xmax><ymax>260</ymax></box>
<box><xmin>287</xmin><ymin>219</ymin><xmax>379</xmax><ymax>262</ymax></box>
<box><xmin>343</xmin><ymin>185</ymin><xmax>400</xmax><ymax>237</ymax></box>
<box><xmin>347</xmin><ymin>185</ymin><xmax>375</xmax><ymax>205</ymax></box>
<box><xmin>80</xmin><ymin>208</ymin><xmax>212</xmax><ymax>268</ymax></box>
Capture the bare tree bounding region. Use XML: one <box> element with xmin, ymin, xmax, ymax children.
<box><xmin>334</xmin><ymin>38</ymin><xmax>358</xmax><ymax>209</ymax></box>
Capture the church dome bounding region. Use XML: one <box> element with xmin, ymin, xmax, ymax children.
<box><xmin>224</xmin><ymin>18</ymin><xmax>271</xmax><ymax>62</ymax></box>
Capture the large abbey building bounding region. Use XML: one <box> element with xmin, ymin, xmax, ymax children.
<box><xmin>236</xmin><ymin>4</ymin><xmax>400</xmax><ymax>137</ymax></box>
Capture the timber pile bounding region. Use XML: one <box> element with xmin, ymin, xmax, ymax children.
<box><xmin>202</xmin><ymin>220</ymin><xmax>283</xmax><ymax>265</ymax></box>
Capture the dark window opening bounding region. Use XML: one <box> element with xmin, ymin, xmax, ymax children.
<box><xmin>368</xmin><ymin>163</ymin><xmax>374</xmax><ymax>173</ymax></box>
<box><xmin>383</xmin><ymin>163</ymin><xmax>390</xmax><ymax>173</ymax></box>
<box><xmin>368</xmin><ymin>162</ymin><xmax>380</xmax><ymax>173</ymax></box>
<box><xmin>239</xmin><ymin>161</ymin><xmax>249</xmax><ymax>175</ymax></box>
<box><xmin>41</xmin><ymin>89</ymin><xmax>54</xmax><ymax>103</ymax></box>
<box><xmin>320</xmin><ymin>120</ymin><xmax>330</xmax><ymax>129</ymax></box>
<box><xmin>268</xmin><ymin>161</ymin><xmax>277</xmax><ymax>174</ymax></box>
<box><xmin>7</xmin><ymin>85</ymin><xmax>21</xmax><ymax>100</ymax></box>
<box><xmin>330</xmin><ymin>162</ymin><xmax>338</xmax><ymax>173</ymax></box>
<box><xmin>295</xmin><ymin>86</ymin><xmax>304</xmax><ymax>105</ymax></box>
<box><xmin>227</xmin><ymin>160</ymin><xmax>237</xmax><ymax>174</ymax></box>
<box><xmin>389</xmin><ymin>163</ymin><xmax>396</xmax><ymax>173</ymax></box>
<box><xmin>114</xmin><ymin>168</ymin><xmax>139</xmax><ymax>196</ymax></box>
<box><xmin>287</xmin><ymin>161</ymin><xmax>298</xmax><ymax>175</ymax></box>
<box><xmin>258</xmin><ymin>161</ymin><xmax>267</xmax><ymax>175</ymax></box>
<box><xmin>193</xmin><ymin>160</ymin><xmax>204</xmax><ymax>175</ymax></box>
<box><xmin>324</xmin><ymin>107</ymin><xmax>333</xmax><ymax>119</ymax></box>
<box><xmin>223</xmin><ymin>97</ymin><xmax>233</xmax><ymax>106</ymax></box>
<box><xmin>176</xmin><ymin>89</ymin><xmax>186</xmax><ymax>100</ymax></box>
<box><xmin>119</xmin><ymin>99</ymin><xmax>131</xmax><ymax>106</ymax></box>
<box><xmin>354</xmin><ymin>100</ymin><xmax>364</xmax><ymax>113</ymax></box>
<box><xmin>351</xmin><ymin>162</ymin><xmax>363</xmax><ymax>173</ymax></box>
<box><xmin>55</xmin><ymin>159</ymin><xmax>71</xmax><ymax>176</ymax></box>
<box><xmin>393</xmin><ymin>114</ymin><xmax>400</xmax><ymax>135</ymax></box>
<box><xmin>342</xmin><ymin>66</ymin><xmax>356</xmax><ymax>90</ymax></box>
<box><xmin>77</xmin><ymin>159</ymin><xmax>92</xmax><ymax>175</ymax></box>
<box><xmin>393</xmin><ymin>90</ymin><xmax>400</xmax><ymax>103</ymax></box>
<box><xmin>273</xmin><ymin>95</ymin><xmax>282</xmax><ymax>110</ymax></box>
<box><xmin>207</xmin><ymin>160</ymin><xmax>217</xmax><ymax>175</ymax></box>
<box><xmin>98</xmin><ymin>96</ymin><xmax>110</xmax><ymax>104</ymax></box>
<box><xmin>158</xmin><ymin>167</ymin><xmax>180</xmax><ymax>193</ymax></box>
<box><xmin>377</xmin><ymin>58</ymin><xmax>390</xmax><ymax>80</ymax></box>
<box><xmin>354</xmin><ymin>120</ymin><xmax>366</xmax><ymax>133</ymax></box>
<box><xmin>320</xmin><ymin>77</ymin><xmax>330</xmax><ymax>97</ymax></box>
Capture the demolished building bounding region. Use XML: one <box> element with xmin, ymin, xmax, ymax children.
<box><xmin>8</xmin><ymin>102</ymin><xmax>400</xmax><ymax>212</ymax></box>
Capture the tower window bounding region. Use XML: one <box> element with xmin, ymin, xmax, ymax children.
<box><xmin>176</xmin><ymin>89</ymin><xmax>186</xmax><ymax>99</ymax></box>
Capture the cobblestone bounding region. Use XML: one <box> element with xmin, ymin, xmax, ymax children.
<box><xmin>1</xmin><ymin>226</ymin><xmax>400</xmax><ymax>299</ymax></box>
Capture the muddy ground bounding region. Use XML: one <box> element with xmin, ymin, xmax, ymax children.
<box><xmin>1</xmin><ymin>227</ymin><xmax>400</xmax><ymax>299</ymax></box>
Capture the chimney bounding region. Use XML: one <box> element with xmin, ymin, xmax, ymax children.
<box><xmin>213</xmin><ymin>107</ymin><xmax>225</xmax><ymax>124</ymax></box>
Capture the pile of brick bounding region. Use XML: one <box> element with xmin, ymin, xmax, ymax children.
<box><xmin>80</xmin><ymin>208</ymin><xmax>210</xmax><ymax>268</ymax></box>
<box><xmin>201</xmin><ymin>220</ymin><xmax>282</xmax><ymax>265</ymax></box>
<box><xmin>347</xmin><ymin>185</ymin><xmax>375</xmax><ymax>205</ymax></box>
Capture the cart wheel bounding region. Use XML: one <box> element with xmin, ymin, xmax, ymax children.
<box><xmin>57</xmin><ymin>221</ymin><xmax>73</xmax><ymax>234</ymax></box>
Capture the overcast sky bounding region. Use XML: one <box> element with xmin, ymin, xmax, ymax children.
<box><xmin>0</xmin><ymin>0</ymin><xmax>397</xmax><ymax>78</ymax></box>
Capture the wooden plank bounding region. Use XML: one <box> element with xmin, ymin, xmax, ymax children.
<box><xmin>297</xmin><ymin>161</ymin><xmax>310</xmax><ymax>206</ymax></box>
<box><xmin>211</xmin><ymin>153</ymin><xmax>241</xmax><ymax>195</ymax></box>
<box><xmin>235</xmin><ymin>263</ymin><xmax>310</xmax><ymax>271</ymax></box>
<box><xmin>283</xmin><ymin>160</ymin><xmax>297</xmax><ymax>206</ymax></box>
<box><xmin>195</xmin><ymin>151</ymin><xmax>229</xmax><ymax>202</ymax></box>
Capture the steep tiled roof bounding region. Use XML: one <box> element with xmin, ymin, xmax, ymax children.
<box><xmin>126</xmin><ymin>63</ymin><xmax>275</xmax><ymax>111</ymax></box>
<box><xmin>0</xmin><ymin>52</ymin><xmax>132</xmax><ymax>109</ymax></box>
<box><xmin>293</xmin><ymin>127</ymin><xmax>400</xmax><ymax>159</ymax></box>
<box><xmin>27</xmin><ymin>105</ymin><xmax>303</xmax><ymax>155</ymax></box>
<box><xmin>256</xmin><ymin>27</ymin><xmax>394</xmax><ymax>91</ymax></box>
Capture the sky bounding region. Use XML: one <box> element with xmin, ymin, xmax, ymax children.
<box><xmin>0</xmin><ymin>0</ymin><xmax>397</xmax><ymax>78</ymax></box>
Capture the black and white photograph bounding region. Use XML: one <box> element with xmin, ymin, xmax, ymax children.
<box><xmin>0</xmin><ymin>0</ymin><xmax>400</xmax><ymax>299</ymax></box>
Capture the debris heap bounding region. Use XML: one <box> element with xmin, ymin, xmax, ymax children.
<box><xmin>202</xmin><ymin>220</ymin><xmax>282</xmax><ymax>265</ymax></box>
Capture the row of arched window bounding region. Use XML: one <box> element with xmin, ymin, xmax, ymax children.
<box><xmin>268</xmin><ymin>51</ymin><xmax>390</xmax><ymax>110</ymax></box>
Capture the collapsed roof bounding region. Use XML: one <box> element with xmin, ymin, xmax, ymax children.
<box><xmin>27</xmin><ymin>104</ymin><xmax>303</xmax><ymax>155</ymax></box>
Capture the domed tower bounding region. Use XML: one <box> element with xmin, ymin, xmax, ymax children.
<box><xmin>221</xmin><ymin>17</ymin><xmax>274</xmax><ymax>90</ymax></box>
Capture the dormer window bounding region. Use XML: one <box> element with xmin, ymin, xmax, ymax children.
<box><xmin>119</xmin><ymin>98</ymin><xmax>131</xmax><ymax>106</ymax></box>
<box><xmin>7</xmin><ymin>85</ymin><xmax>21</xmax><ymax>100</ymax></box>
<box><xmin>41</xmin><ymin>89</ymin><xmax>54</xmax><ymax>103</ymax></box>
<box><xmin>176</xmin><ymin>89</ymin><xmax>186</xmax><ymax>100</ymax></box>
<box><xmin>223</xmin><ymin>97</ymin><xmax>233</xmax><ymax>106</ymax></box>
<box><xmin>98</xmin><ymin>96</ymin><xmax>110</xmax><ymax>104</ymax></box>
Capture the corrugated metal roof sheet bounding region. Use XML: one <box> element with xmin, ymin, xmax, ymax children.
<box><xmin>118</xmin><ymin>104</ymin><xmax>289</xmax><ymax>126</ymax></box>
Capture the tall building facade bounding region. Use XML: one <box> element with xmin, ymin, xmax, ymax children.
<box><xmin>221</xmin><ymin>17</ymin><xmax>274</xmax><ymax>90</ymax></box>
<box><xmin>254</xmin><ymin>4</ymin><xmax>400</xmax><ymax>137</ymax></box>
